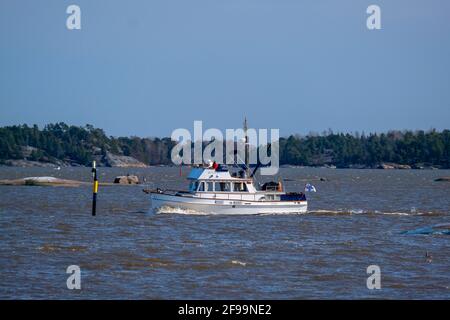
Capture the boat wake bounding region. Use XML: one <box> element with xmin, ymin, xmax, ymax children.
<box><xmin>297</xmin><ymin>209</ymin><xmax>445</xmax><ymax>217</ymax></box>
<box><xmin>403</xmin><ymin>223</ymin><xmax>450</xmax><ymax>235</ymax></box>
<box><xmin>155</xmin><ymin>206</ymin><xmax>210</xmax><ymax>215</ymax></box>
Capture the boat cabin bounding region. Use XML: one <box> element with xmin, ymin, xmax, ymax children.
<box><xmin>186</xmin><ymin>166</ymin><xmax>285</xmax><ymax>201</ymax></box>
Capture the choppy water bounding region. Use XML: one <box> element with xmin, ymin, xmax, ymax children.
<box><xmin>0</xmin><ymin>166</ymin><xmax>449</xmax><ymax>299</ymax></box>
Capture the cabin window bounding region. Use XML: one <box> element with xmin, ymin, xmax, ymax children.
<box><xmin>233</xmin><ymin>182</ymin><xmax>248</xmax><ymax>192</ymax></box>
<box><xmin>206</xmin><ymin>182</ymin><xmax>214</xmax><ymax>192</ymax></box>
<box><xmin>215</xmin><ymin>182</ymin><xmax>230</xmax><ymax>192</ymax></box>
<box><xmin>198</xmin><ymin>182</ymin><xmax>205</xmax><ymax>192</ymax></box>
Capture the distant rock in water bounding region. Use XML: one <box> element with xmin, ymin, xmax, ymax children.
<box><xmin>404</xmin><ymin>223</ymin><xmax>450</xmax><ymax>235</ymax></box>
<box><xmin>378</xmin><ymin>163</ymin><xmax>411</xmax><ymax>170</ymax></box>
<box><xmin>113</xmin><ymin>175</ymin><xmax>140</xmax><ymax>184</ymax></box>
<box><xmin>0</xmin><ymin>176</ymin><xmax>85</xmax><ymax>187</ymax></box>
<box><xmin>346</xmin><ymin>164</ymin><xmax>372</xmax><ymax>169</ymax></box>
<box><xmin>104</xmin><ymin>152</ymin><xmax>147</xmax><ymax>168</ymax></box>
<box><xmin>434</xmin><ymin>177</ymin><xmax>450</xmax><ymax>182</ymax></box>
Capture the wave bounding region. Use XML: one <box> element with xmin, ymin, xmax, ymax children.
<box><xmin>37</xmin><ymin>244</ymin><xmax>88</xmax><ymax>253</ymax></box>
<box><xmin>230</xmin><ymin>260</ymin><xmax>247</xmax><ymax>267</ymax></box>
<box><xmin>308</xmin><ymin>209</ymin><xmax>445</xmax><ymax>217</ymax></box>
<box><xmin>258</xmin><ymin>212</ymin><xmax>307</xmax><ymax>216</ymax></box>
<box><xmin>403</xmin><ymin>223</ymin><xmax>450</xmax><ymax>235</ymax></box>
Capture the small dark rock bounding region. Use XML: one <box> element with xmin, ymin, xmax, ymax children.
<box><xmin>434</xmin><ymin>177</ymin><xmax>450</xmax><ymax>182</ymax></box>
<box><xmin>114</xmin><ymin>175</ymin><xmax>140</xmax><ymax>184</ymax></box>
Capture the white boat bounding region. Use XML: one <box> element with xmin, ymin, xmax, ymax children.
<box><xmin>146</xmin><ymin>118</ymin><xmax>307</xmax><ymax>214</ymax></box>
<box><xmin>146</xmin><ymin>165</ymin><xmax>307</xmax><ymax>215</ymax></box>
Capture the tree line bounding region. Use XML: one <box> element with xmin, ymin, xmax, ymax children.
<box><xmin>0</xmin><ymin>123</ymin><xmax>174</xmax><ymax>166</ymax></box>
<box><xmin>279</xmin><ymin>130</ymin><xmax>450</xmax><ymax>168</ymax></box>
<box><xmin>0</xmin><ymin>123</ymin><xmax>449</xmax><ymax>168</ymax></box>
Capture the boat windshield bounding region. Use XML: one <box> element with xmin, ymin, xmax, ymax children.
<box><xmin>214</xmin><ymin>182</ymin><xmax>231</xmax><ymax>192</ymax></box>
<box><xmin>189</xmin><ymin>181</ymin><xmax>199</xmax><ymax>192</ymax></box>
<box><xmin>233</xmin><ymin>182</ymin><xmax>248</xmax><ymax>192</ymax></box>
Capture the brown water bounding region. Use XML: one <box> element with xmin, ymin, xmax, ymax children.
<box><xmin>0</xmin><ymin>166</ymin><xmax>449</xmax><ymax>299</ymax></box>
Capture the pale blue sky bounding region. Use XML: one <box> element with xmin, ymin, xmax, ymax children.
<box><xmin>0</xmin><ymin>0</ymin><xmax>449</xmax><ymax>137</ymax></box>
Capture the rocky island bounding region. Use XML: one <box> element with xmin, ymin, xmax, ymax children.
<box><xmin>0</xmin><ymin>123</ymin><xmax>449</xmax><ymax>169</ymax></box>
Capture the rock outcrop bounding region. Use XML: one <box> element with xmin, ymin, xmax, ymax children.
<box><xmin>3</xmin><ymin>159</ymin><xmax>62</xmax><ymax>168</ymax></box>
<box><xmin>103</xmin><ymin>152</ymin><xmax>147</xmax><ymax>168</ymax></box>
<box><xmin>378</xmin><ymin>163</ymin><xmax>411</xmax><ymax>170</ymax></box>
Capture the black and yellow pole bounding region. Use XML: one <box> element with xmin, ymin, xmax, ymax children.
<box><xmin>91</xmin><ymin>160</ymin><xmax>98</xmax><ymax>216</ymax></box>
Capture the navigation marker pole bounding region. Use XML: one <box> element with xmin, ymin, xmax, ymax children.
<box><xmin>244</xmin><ymin>117</ymin><xmax>250</xmax><ymax>177</ymax></box>
<box><xmin>92</xmin><ymin>160</ymin><xmax>98</xmax><ymax>216</ymax></box>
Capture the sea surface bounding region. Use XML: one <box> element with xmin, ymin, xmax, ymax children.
<box><xmin>0</xmin><ymin>166</ymin><xmax>449</xmax><ymax>299</ymax></box>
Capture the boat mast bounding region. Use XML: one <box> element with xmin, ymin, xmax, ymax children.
<box><xmin>244</xmin><ymin>117</ymin><xmax>249</xmax><ymax>177</ymax></box>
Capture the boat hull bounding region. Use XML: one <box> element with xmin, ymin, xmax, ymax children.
<box><xmin>150</xmin><ymin>193</ymin><xmax>307</xmax><ymax>215</ymax></box>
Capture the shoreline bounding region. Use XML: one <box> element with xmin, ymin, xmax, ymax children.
<box><xmin>0</xmin><ymin>163</ymin><xmax>447</xmax><ymax>170</ymax></box>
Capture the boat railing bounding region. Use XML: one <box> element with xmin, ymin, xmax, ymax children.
<box><xmin>195</xmin><ymin>192</ymin><xmax>259</xmax><ymax>201</ymax></box>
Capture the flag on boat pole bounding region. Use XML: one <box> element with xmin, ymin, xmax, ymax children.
<box><xmin>305</xmin><ymin>183</ymin><xmax>317</xmax><ymax>192</ymax></box>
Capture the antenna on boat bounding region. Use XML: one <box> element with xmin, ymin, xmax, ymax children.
<box><xmin>250</xmin><ymin>143</ymin><xmax>271</xmax><ymax>178</ymax></box>
<box><xmin>244</xmin><ymin>117</ymin><xmax>250</xmax><ymax>177</ymax></box>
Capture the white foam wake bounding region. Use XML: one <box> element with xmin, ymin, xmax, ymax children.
<box><xmin>155</xmin><ymin>206</ymin><xmax>209</xmax><ymax>215</ymax></box>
